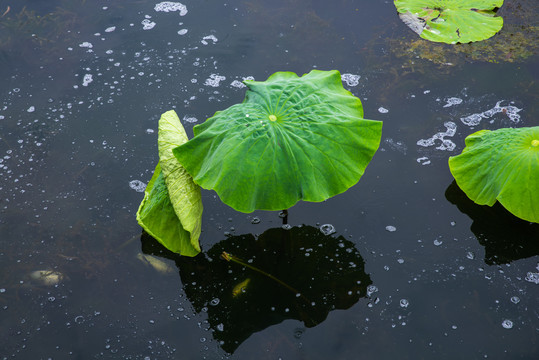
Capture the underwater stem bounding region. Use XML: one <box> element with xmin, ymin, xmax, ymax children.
<box><xmin>221</xmin><ymin>251</ymin><xmax>310</xmax><ymax>303</ymax></box>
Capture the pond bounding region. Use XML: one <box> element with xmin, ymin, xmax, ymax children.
<box><xmin>1</xmin><ymin>0</ymin><xmax>538</xmax><ymax>359</ymax></box>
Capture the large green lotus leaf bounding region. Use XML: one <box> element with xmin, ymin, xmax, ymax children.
<box><xmin>173</xmin><ymin>70</ymin><xmax>383</xmax><ymax>213</ymax></box>
<box><xmin>136</xmin><ymin>163</ymin><xmax>200</xmax><ymax>256</ymax></box>
<box><xmin>158</xmin><ymin>110</ymin><xmax>203</xmax><ymax>251</ymax></box>
<box><xmin>394</xmin><ymin>0</ymin><xmax>504</xmax><ymax>44</ymax></box>
<box><xmin>448</xmin><ymin>127</ymin><xmax>539</xmax><ymax>223</ymax></box>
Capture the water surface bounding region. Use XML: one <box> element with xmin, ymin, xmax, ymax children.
<box><xmin>1</xmin><ymin>0</ymin><xmax>538</xmax><ymax>359</ymax></box>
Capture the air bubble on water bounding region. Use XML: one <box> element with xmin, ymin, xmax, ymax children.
<box><xmin>385</xmin><ymin>225</ymin><xmax>396</xmax><ymax>232</ymax></box>
<box><xmin>146</xmin><ymin>128</ymin><xmax>154</xmax><ymax>134</ymax></box>
<box><xmin>399</xmin><ymin>299</ymin><xmax>409</xmax><ymax>308</ymax></box>
<box><xmin>525</xmin><ymin>272</ymin><xmax>539</xmax><ymax>284</ymax></box>
<box><xmin>384</xmin><ymin>138</ymin><xmax>407</xmax><ymax>154</ymax></box>
<box><xmin>366</xmin><ymin>285</ymin><xmax>378</xmax><ymax>297</ymax></box>
<box><xmin>510</xmin><ymin>296</ymin><xmax>520</xmax><ymax>304</ymax></box>
<box><xmin>74</xmin><ymin>315</ymin><xmax>85</xmax><ymax>324</ymax></box>
<box><xmin>397</xmin><ymin>258</ymin><xmax>404</xmax><ymax>264</ymax></box>
<box><xmin>378</xmin><ymin>107</ymin><xmax>389</xmax><ymax>114</ymax></box>
<box><xmin>27</xmin><ymin>106</ymin><xmax>35</xmax><ymax>113</ymax></box>
<box><xmin>79</xmin><ymin>41</ymin><xmax>93</xmax><ymax>49</ymax></box>
<box><xmin>433</xmin><ymin>239</ymin><xmax>443</xmax><ymax>246</ymax></box>
<box><xmin>320</xmin><ymin>224</ymin><xmax>336</xmax><ymax>236</ymax></box>
<box><xmin>129</xmin><ymin>180</ymin><xmax>146</xmax><ymax>192</ymax></box>
<box><xmin>341</xmin><ymin>73</ymin><xmax>360</xmax><ymax>87</ymax></box>
<box><xmin>178</xmin><ymin>29</ymin><xmax>188</xmax><ymax>35</ymax></box>
<box><xmin>282</xmin><ymin>224</ymin><xmax>292</xmax><ymax>230</ymax></box>
<box><xmin>466</xmin><ymin>251</ymin><xmax>475</xmax><ymax>260</ymax></box>
<box><xmin>216</xmin><ymin>323</ymin><xmax>224</xmax><ymax>332</ymax></box>
<box><xmin>251</xmin><ymin>217</ymin><xmax>260</xmax><ymax>224</ymax></box>
<box><xmin>210</xmin><ymin>298</ymin><xmax>220</xmax><ymax>306</ymax></box>
<box><xmin>501</xmin><ymin>319</ymin><xmax>513</xmax><ymax>329</ymax></box>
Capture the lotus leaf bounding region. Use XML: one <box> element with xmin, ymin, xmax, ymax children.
<box><xmin>158</xmin><ymin>110</ymin><xmax>203</xmax><ymax>250</ymax></box>
<box><xmin>136</xmin><ymin>111</ymin><xmax>203</xmax><ymax>256</ymax></box>
<box><xmin>394</xmin><ymin>0</ymin><xmax>504</xmax><ymax>44</ymax></box>
<box><xmin>448</xmin><ymin>126</ymin><xmax>539</xmax><ymax>223</ymax></box>
<box><xmin>173</xmin><ymin>70</ymin><xmax>383</xmax><ymax>213</ymax></box>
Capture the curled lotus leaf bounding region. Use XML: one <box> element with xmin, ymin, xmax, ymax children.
<box><xmin>136</xmin><ymin>111</ymin><xmax>203</xmax><ymax>256</ymax></box>
<box><xmin>448</xmin><ymin>126</ymin><xmax>539</xmax><ymax>223</ymax></box>
<box><xmin>394</xmin><ymin>0</ymin><xmax>504</xmax><ymax>44</ymax></box>
<box><xmin>173</xmin><ymin>70</ymin><xmax>383</xmax><ymax>213</ymax></box>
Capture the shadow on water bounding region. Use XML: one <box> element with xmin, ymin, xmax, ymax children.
<box><xmin>445</xmin><ymin>181</ymin><xmax>539</xmax><ymax>265</ymax></box>
<box><xmin>141</xmin><ymin>225</ymin><xmax>372</xmax><ymax>354</ymax></box>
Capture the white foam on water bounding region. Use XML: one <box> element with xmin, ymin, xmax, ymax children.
<box><xmin>204</xmin><ymin>74</ymin><xmax>225</xmax><ymax>87</ymax></box>
<box><xmin>417</xmin><ymin>121</ymin><xmax>456</xmax><ymax>151</ymax></box>
<box><xmin>141</xmin><ymin>19</ymin><xmax>156</xmax><ymax>30</ymax></box>
<box><xmin>230</xmin><ymin>80</ymin><xmax>245</xmax><ymax>88</ymax></box>
<box><xmin>79</xmin><ymin>42</ymin><xmax>93</xmax><ymax>49</ymax></box>
<box><xmin>201</xmin><ymin>35</ymin><xmax>218</xmax><ymax>45</ymax></box>
<box><xmin>416</xmin><ymin>156</ymin><xmax>431</xmax><ymax>165</ymax></box>
<box><xmin>129</xmin><ymin>180</ymin><xmax>147</xmax><ymax>193</ymax></box>
<box><xmin>525</xmin><ymin>272</ymin><xmax>539</xmax><ymax>284</ymax></box>
<box><xmin>230</xmin><ymin>76</ymin><xmax>254</xmax><ymax>89</ymax></box>
<box><xmin>154</xmin><ymin>2</ymin><xmax>188</xmax><ymax>16</ymax></box>
<box><xmin>178</xmin><ymin>29</ymin><xmax>188</xmax><ymax>35</ymax></box>
<box><xmin>442</xmin><ymin>97</ymin><xmax>463</xmax><ymax>108</ymax></box>
<box><xmin>378</xmin><ymin>107</ymin><xmax>389</xmax><ymax>114</ymax></box>
<box><xmin>27</xmin><ymin>106</ymin><xmax>35</xmax><ymax>113</ymax></box>
<box><xmin>460</xmin><ymin>100</ymin><xmax>522</xmax><ymax>126</ymax></box>
<box><xmin>82</xmin><ymin>74</ymin><xmax>93</xmax><ymax>87</ymax></box>
<box><xmin>182</xmin><ymin>115</ymin><xmax>198</xmax><ymax>123</ymax></box>
<box><xmin>341</xmin><ymin>73</ymin><xmax>360</xmax><ymax>87</ymax></box>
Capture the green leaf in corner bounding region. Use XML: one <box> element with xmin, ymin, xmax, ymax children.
<box><xmin>136</xmin><ymin>110</ymin><xmax>203</xmax><ymax>256</ymax></box>
<box><xmin>394</xmin><ymin>0</ymin><xmax>504</xmax><ymax>44</ymax></box>
<box><xmin>449</xmin><ymin>126</ymin><xmax>539</xmax><ymax>223</ymax></box>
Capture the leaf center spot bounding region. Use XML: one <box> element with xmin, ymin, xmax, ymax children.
<box><xmin>269</xmin><ymin>114</ymin><xmax>277</xmax><ymax>122</ymax></box>
<box><xmin>532</xmin><ymin>139</ymin><xmax>539</xmax><ymax>147</ymax></box>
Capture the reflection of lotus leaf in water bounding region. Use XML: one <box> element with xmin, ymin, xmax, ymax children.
<box><xmin>445</xmin><ymin>181</ymin><xmax>539</xmax><ymax>265</ymax></box>
<box><xmin>142</xmin><ymin>225</ymin><xmax>372</xmax><ymax>354</ymax></box>
<box><xmin>394</xmin><ymin>0</ymin><xmax>504</xmax><ymax>44</ymax></box>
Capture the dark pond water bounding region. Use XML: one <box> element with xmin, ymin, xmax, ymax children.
<box><xmin>1</xmin><ymin>0</ymin><xmax>538</xmax><ymax>359</ymax></box>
